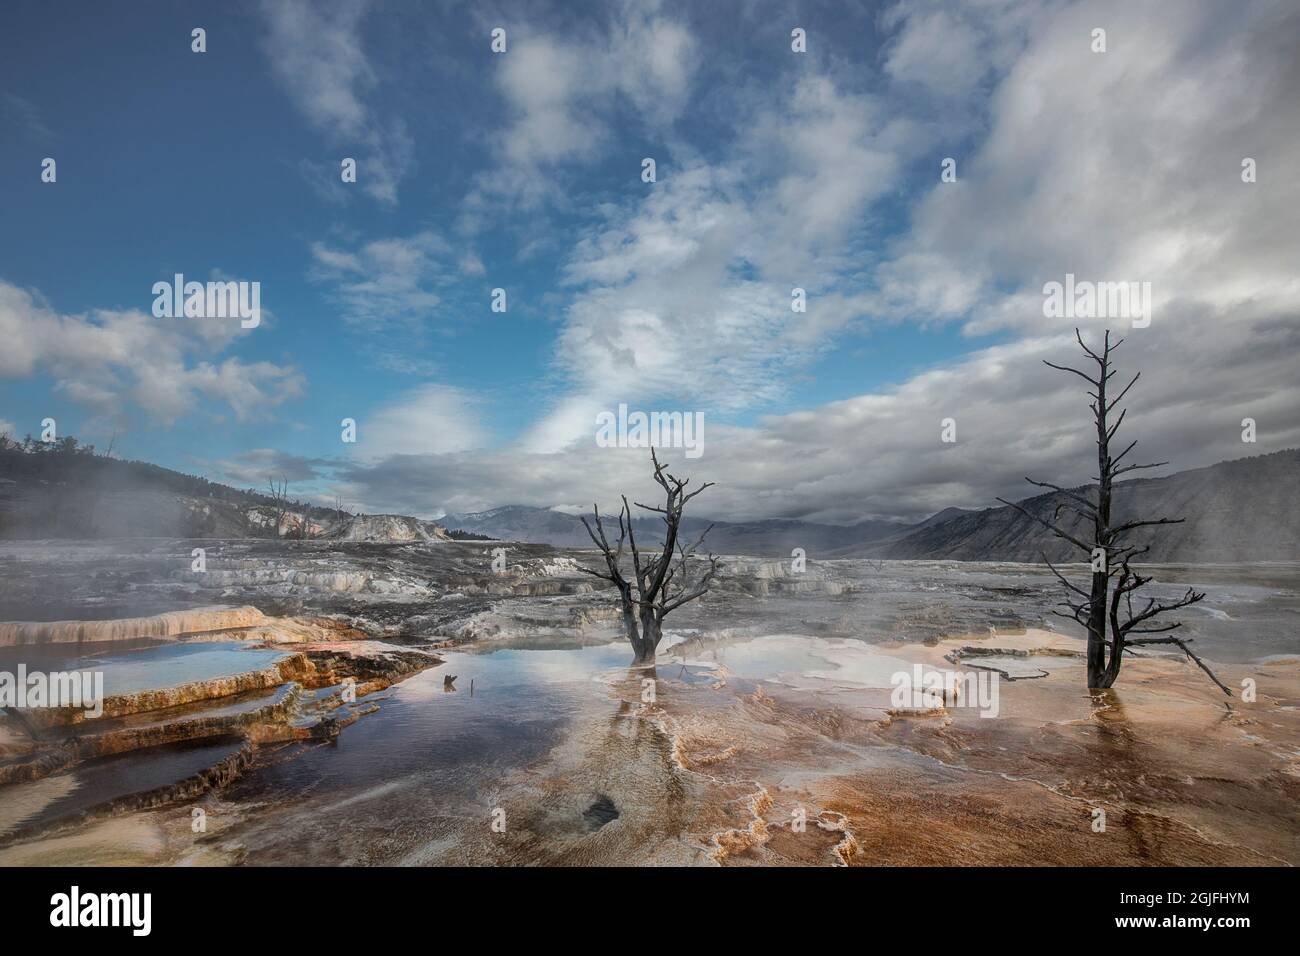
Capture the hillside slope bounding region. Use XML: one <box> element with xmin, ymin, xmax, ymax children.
<box><xmin>0</xmin><ymin>438</ymin><xmax>449</xmax><ymax>542</ymax></box>
<box><xmin>870</xmin><ymin>450</ymin><xmax>1299</xmax><ymax>562</ymax></box>
<box><xmin>441</xmin><ymin>505</ymin><xmax>905</xmax><ymax>555</ymax></box>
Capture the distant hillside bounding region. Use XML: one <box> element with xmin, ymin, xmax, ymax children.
<box><xmin>819</xmin><ymin>506</ymin><xmax>978</xmax><ymax>557</ymax></box>
<box><xmin>4</xmin><ymin>432</ymin><xmax>1291</xmax><ymax>561</ymax></box>
<box><xmin>447</xmin><ymin>453</ymin><xmax>1297</xmax><ymax>563</ymax></box>
<box><xmin>0</xmin><ymin>435</ymin><xmax>449</xmax><ymax>542</ymax></box>
<box><xmin>441</xmin><ymin>506</ymin><xmax>589</xmax><ymax>546</ymax></box>
<box><xmin>441</xmin><ymin>505</ymin><xmax>905</xmax><ymax>556</ymax></box>
<box><xmin>867</xmin><ymin>450</ymin><xmax>1299</xmax><ymax>563</ymax></box>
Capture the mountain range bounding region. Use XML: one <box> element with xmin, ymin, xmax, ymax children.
<box><xmin>1</xmin><ymin>434</ymin><xmax>1294</xmax><ymax>563</ymax></box>
<box><xmin>866</xmin><ymin>449</ymin><xmax>1299</xmax><ymax>563</ymax></box>
<box><xmin>444</xmin><ymin>450</ymin><xmax>1299</xmax><ymax>563</ymax></box>
<box><xmin>439</xmin><ymin>505</ymin><xmax>907</xmax><ymax>555</ymax></box>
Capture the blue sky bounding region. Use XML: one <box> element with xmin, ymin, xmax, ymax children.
<box><xmin>2</xmin><ymin>0</ymin><xmax>1297</xmax><ymax>522</ymax></box>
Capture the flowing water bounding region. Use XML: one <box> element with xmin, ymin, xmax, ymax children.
<box><xmin>209</xmin><ymin>641</ymin><xmax>675</xmax><ymax>865</ymax></box>
<box><xmin>196</xmin><ymin>632</ymin><xmax>1064</xmax><ymax>864</ymax></box>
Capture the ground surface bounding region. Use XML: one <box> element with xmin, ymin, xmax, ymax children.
<box><xmin>0</xmin><ymin>539</ymin><xmax>1295</xmax><ymax>865</ymax></box>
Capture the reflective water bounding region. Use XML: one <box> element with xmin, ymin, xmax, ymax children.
<box><xmin>0</xmin><ymin>641</ymin><xmax>289</xmax><ymax>696</ymax></box>
<box><xmin>4</xmin><ymin>621</ymin><xmax>1296</xmax><ymax>866</ymax></box>
<box><xmin>209</xmin><ymin>632</ymin><xmax>1043</xmax><ymax>864</ymax></box>
<box><xmin>0</xmin><ymin>737</ymin><xmax>245</xmax><ymax>838</ymax></box>
<box><xmin>214</xmin><ymin>641</ymin><xmax>658</xmax><ymax>864</ymax></box>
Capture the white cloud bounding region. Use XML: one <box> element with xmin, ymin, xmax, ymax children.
<box><xmin>259</xmin><ymin>0</ymin><xmax>413</xmax><ymax>203</ymax></box>
<box><xmin>335</xmin><ymin>0</ymin><xmax>1300</xmax><ymax>525</ymax></box>
<box><xmin>0</xmin><ymin>281</ymin><xmax>303</xmax><ymax>426</ymax></box>
<box><xmin>880</xmin><ymin>0</ymin><xmax>1051</xmax><ymax>100</ymax></box>
<box><xmin>874</xmin><ymin>0</ymin><xmax>1300</xmax><ymax>337</ymax></box>
<box><xmin>217</xmin><ymin>448</ymin><xmax>328</xmax><ymax>487</ymax></box>
<box><xmin>14</xmin><ymin>0</ymin><xmax>1266</xmax><ymax>527</ymax></box>
<box><xmin>458</xmin><ymin>252</ymin><xmax>487</xmax><ymax>277</ymax></box>
<box><xmin>362</xmin><ymin>384</ymin><xmax>489</xmax><ymax>459</ymax></box>
<box><xmin>520</xmin><ymin>72</ymin><xmax>921</xmax><ymax>452</ymax></box>
<box><xmin>336</xmin><ymin>310</ymin><xmax>1300</xmax><ymax>524</ymax></box>
<box><xmin>468</xmin><ymin>2</ymin><xmax>698</xmax><ymax>209</ymax></box>
<box><xmin>310</xmin><ymin>231</ymin><xmax>450</xmax><ymax>332</ymax></box>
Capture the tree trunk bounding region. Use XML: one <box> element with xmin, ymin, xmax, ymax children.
<box><xmin>617</xmin><ymin>586</ymin><xmax>649</xmax><ymax>661</ymax></box>
<box><xmin>631</xmin><ymin>609</ymin><xmax>663</xmax><ymax>664</ymax></box>
<box><xmin>1089</xmin><ymin>357</ymin><xmax>1113</xmax><ymax>689</ymax></box>
<box><xmin>1086</xmin><ymin>570</ymin><xmax>1110</xmax><ymax>687</ymax></box>
<box><xmin>615</xmin><ymin>586</ymin><xmax>659</xmax><ymax>664</ymax></box>
<box><xmin>1099</xmin><ymin>595</ymin><xmax>1125</xmax><ymax>688</ymax></box>
<box><xmin>1098</xmin><ymin>637</ymin><xmax>1123</xmax><ymax>687</ymax></box>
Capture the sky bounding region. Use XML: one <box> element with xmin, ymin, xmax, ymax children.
<box><xmin>1</xmin><ymin>0</ymin><xmax>1297</xmax><ymax>524</ymax></box>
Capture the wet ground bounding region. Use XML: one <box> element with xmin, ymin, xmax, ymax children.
<box><xmin>208</xmin><ymin>643</ymin><xmax>643</xmax><ymax>865</ymax></box>
<box><xmin>0</xmin><ymin>540</ymin><xmax>1296</xmax><ymax>865</ymax></box>
<box><xmin>2</xmin><ymin>540</ymin><xmax>1295</xmax><ymax>661</ymax></box>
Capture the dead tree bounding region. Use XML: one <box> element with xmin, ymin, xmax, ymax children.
<box><xmin>996</xmin><ymin>329</ymin><xmax>1224</xmax><ymax>693</ymax></box>
<box><xmin>267</xmin><ymin>477</ymin><xmax>292</xmax><ymax>538</ymax></box>
<box><xmin>578</xmin><ymin>448</ymin><xmax>722</xmax><ymax>664</ymax></box>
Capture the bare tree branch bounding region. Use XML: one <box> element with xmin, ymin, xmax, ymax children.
<box><xmin>1125</xmin><ymin>636</ymin><xmax>1232</xmax><ymax>696</ymax></box>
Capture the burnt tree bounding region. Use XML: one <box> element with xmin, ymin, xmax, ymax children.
<box><xmin>579</xmin><ymin>448</ymin><xmax>722</xmax><ymax>664</ymax></box>
<box><xmin>266</xmin><ymin>477</ymin><xmax>310</xmax><ymax>539</ymax></box>
<box><xmin>997</xmin><ymin>329</ymin><xmax>1226</xmax><ymax>693</ymax></box>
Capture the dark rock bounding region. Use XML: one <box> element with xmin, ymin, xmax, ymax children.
<box><xmin>583</xmin><ymin>793</ymin><xmax>619</xmax><ymax>830</ymax></box>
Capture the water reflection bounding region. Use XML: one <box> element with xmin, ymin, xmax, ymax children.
<box><xmin>0</xmin><ymin>641</ymin><xmax>287</xmax><ymax>697</ymax></box>
<box><xmin>215</xmin><ymin>640</ymin><xmax>657</xmax><ymax>864</ymax></box>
